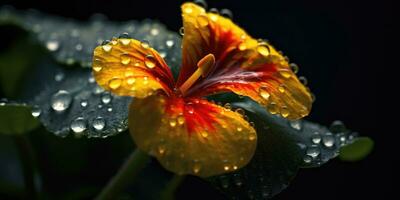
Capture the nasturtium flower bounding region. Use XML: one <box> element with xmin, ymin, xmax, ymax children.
<box><xmin>92</xmin><ymin>2</ymin><xmax>312</xmax><ymax>177</ymax></box>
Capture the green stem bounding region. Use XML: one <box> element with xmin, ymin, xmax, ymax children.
<box><xmin>13</xmin><ymin>135</ymin><xmax>37</xmax><ymax>200</ymax></box>
<box><xmin>160</xmin><ymin>175</ymin><xmax>185</xmax><ymax>200</ymax></box>
<box><xmin>96</xmin><ymin>149</ymin><xmax>150</xmax><ymax>200</ymax></box>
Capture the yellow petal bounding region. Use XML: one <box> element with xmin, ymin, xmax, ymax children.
<box><xmin>93</xmin><ymin>38</ymin><xmax>175</xmax><ymax>98</ymax></box>
<box><xmin>129</xmin><ymin>95</ymin><xmax>257</xmax><ymax>177</ymax></box>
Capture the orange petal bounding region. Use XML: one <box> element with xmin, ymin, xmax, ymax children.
<box><xmin>178</xmin><ymin>2</ymin><xmax>312</xmax><ymax>119</ymax></box>
<box><xmin>129</xmin><ymin>95</ymin><xmax>257</xmax><ymax>177</ymax></box>
<box><xmin>93</xmin><ymin>38</ymin><xmax>175</xmax><ymax>98</ymax></box>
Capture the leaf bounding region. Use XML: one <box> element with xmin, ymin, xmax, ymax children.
<box><xmin>207</xmin><ymin>99</ymin><xmax>359</xmax><ymax>199</ymax></box>
<box><xmin>18</xmin><ymin>58</ymin><xmax>132</xmax><ymax>138</ymax></box>
<box><xmin>0</xmin><ymin>33</ymin><xmax>44</xmax><ymax>98</ymax></box>
<box><xmin>339</xmin><ymin>137</ymin><xmax>374</xmax><ymax>162</ymax></box>
<box><xmin>0</xmin><ymin>103</ymin><xmax>40</xmax><ymax>135</ymax></box>
<box><xmin>0</xmin><ymin>5</ymin><xmax>182</xmax><ymax>77</ymax></box>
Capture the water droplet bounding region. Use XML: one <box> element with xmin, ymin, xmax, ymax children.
<box><xmin>51</xmin><ymin>90</ymin><xmax>72</xmax><ymax>112</ymax></box>
<box><xmin>108</xmin><ymin>78</ymin><xmax>122</xmax><ymax>90</ymax></box>
<box><xmin>70</xmin><ymin>117</ymin><xmax>87</xmax><ymax>133</ymax></box>
<box><xmin>177</xmin><ymin>115</ymin><xmax>185</xmax><ymax>125</ymax></box>
<box><xmin>299</xmin><ymin>76</ymin><xmax>308</xmax><ymax>85</ymax></box>
<box><xmin>201</xmin><ymin>131</ymin><xmax>208</xmax><ymax>138</ymax></box>
<box><xmin>197</xmin><ymin>14</ymin><xmax>209</xmax><ymax>27</ymax></box>
<box><xmin>257</xmin><ymin>43</ymin><xmax>270</xmax><ymax>56</ymax></box>
<box><xmin>150</xmin><ymin>28</ymin><xmax>159</xmax><ymax>36</ymax></box>
<box><xmin>101</xmin><ymin>93</ymin><xmax>112</xmax><ymax>104</ymax></box>
<box><xmin>289</xmin><ymin>120</ymin><xmax>302</xmax><ymax>130</ymax></box>
<box><xmin>102</xmin><ymin>44</ymin><xmax>112</xmax><ymax>52</ymax></box>
<box><xmin>144</xmin><ymin>55</ymin><xmax>156</xmax><ymax>69</ymax></box>
<box><xmin>140</xmin><ymin>40</ymin><xmax>150</xmax><ymax>49</ymax></box>
<box><xmin>31</xmin><ymin>106</ymin><xmax>41</xmax><ymax>118</ymax></box>
<box><xmin>120</xmin><ymin>53</ymin><xmax>131</xmax><ymax>65</ymax></box>
<box><xmin>220</xmin><ymin>8</ymin><xmax>233</xmax><ymax>19</ymax></box>
<box><xmin>238</xmin><ymin>42</ymin><xmax>247</xmax><ymax>51</ymax></box>
<box><xmin>224</xmin><ymin>165</ymin><xmax>230</xmax><ymax>171</ymax></box>
<box><xmin>248</xmin><ymin>134</ymin><xmax>256</xmax><ymax>141</ymax></box>
<box><xmin>311</xmin><ymin>134</ymin><xmax>322</xmax><ymax>144</ymax></box>
<box><xmin>237</xmin><ymin>126</ymin><xmax>243</xmax><ymax>132</ymax></box>
<box><xmin>80</xmin><ymin>100</ymin><xmax>88</xmax><ymax>108</ymax></box>
<box><xmin>166</xmin><ymin>40</ymin><xmax>174</xmax><ymax>48</ymax></box>
<box><xmin>169</xmin><ymin>118</ymin><xmax>177</xmax><ymax>127</ymax></box>
<box><xmin>179</xmin><ymin>27</ymin><xmax>185</xmax><ymax>36</ymax></box>
<box><xmin>93</xmin><ymin>59</ymin><xmax>103</xmax><ymax>72</ymax></box>
<box><xmin>290</xmin><ymin>63</ymin><xmax>299</xmax><ymax>74</ymax></box>
<box><xmin>278</xmin><ymin>84</ymin><xmax>285</xmax><ymax>93</ymax></box>
<box><xmin>280</xmin><ymin>106</ymin><xmax>290</xmax><ymax>118</ymax></box>
<box><xmin>75</xmin><ymin>43</ymin><xmax>83</xmax><ymax>51</ymax></box>
<box><xmin>267</xmin><ymin>102</ymin><xmax>278</xmax><ymax>114</ymax></box>
<box><xmin>193</xmin><ymin>162</ymin><xmax>201</xmax><ymax>174</ymax></box>
<box><xmin>322</xmin><ymin>133</ymin><xmax>335</xmax><ymax>148</ymax></box>
<box><xmin>259</xmin><ymin>86</ymin><xmax>270</xmax><ymax>100</ymax></box>
<box><xmin>303</xmin><ymin>155</ymin><xmax>313</xmax><ymax>163</ymax></box>
<box><xmin>224</xmin><ymin>103</ymin><xmax>231</xmax><ymax>110</ymax></box>
<box><xmin>194</xmin><ymin>0</ymin><xmax>208</xmax><ymax>8</ymax></box>
<box><xmin>107</xmin><ymin>107</ymin><xmax>113</xmax><ymax>112</ymax></box>
<box><xmin>126</xmin><ymin>77</ymin><xmax>136</xmax><ymax>85</ymax></box>
<box><xmin>279</xmin><ymin>69</ymin><xmax>292</xmax><ymax>79</ymax></box>
<box><xmin>46</xmin><ymin>40</ymin><xmax>59</xmax><ymax>51</ymax></box>
<box><xmin>54</xmin><ymin>72</ymin><xmax>64</xmax><ymax>82</ymax></box>
<box><xmin>158</xmin><ymin>145</ymin><xmax>166</xmax><ymax>155</ymax></box>
<box><xmin>92</xmin><ymin>117</ymin><xmax>105</xmax><ymax>131</ymax></box>
<box><xmin>183</xmin><ymin>5</ymin><xmax>193</xmax><ymax>13</ymax></box>
<box><xmin>306</xmin><ymin>145</ymin><xmax>320</xmax><ymax>158</ymax></box>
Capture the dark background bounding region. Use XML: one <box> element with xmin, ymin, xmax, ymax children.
<box><xmin>0</xmin><ymin>0</ymin><xmax>393</xmax><ymax>199</ymax></box>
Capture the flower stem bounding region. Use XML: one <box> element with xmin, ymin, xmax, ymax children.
<box><xmin>96</xmin><ymin>149</ymin><xmax>150</xmax><ymax>200</ymax></box>
<box><xmin>160</xmin><ymin>175</ymin><xmax>185</xmax><ymax>200</ymax></box>
<box><xmin>13</xmin><ymin>135</ymin><xmax>37</xmax><ymax>200</ymax></box>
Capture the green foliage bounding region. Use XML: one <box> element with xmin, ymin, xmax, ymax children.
<box><xmin>339</xmin><ymin>137</ymin><xmax>374</xmax><ymax>162</ymax></box>
<box><xmin>0</xmin><ymin>104</ymin><xmax>40</xmax><ymax>135</ymax></box>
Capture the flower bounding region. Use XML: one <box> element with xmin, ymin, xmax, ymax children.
<box><xmin>92</xmin><ymin>2</ymin><xmax>312</xmax><ymax>177</ymax></box>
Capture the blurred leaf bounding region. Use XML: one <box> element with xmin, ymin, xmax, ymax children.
<box><xmin>207</xmin><ymin>99</ymin><xmax>360</xmax><ymax>199</ymax></box>
<box><xmin>0</xmin><ymin>35</ymin><xmax>44</xmax><ymax>98</ymax></box>
<box><xmin>0</xmin><ymin>104</ymin><xmax>40</xmax><ymax>135</ymax></box>
<box><xmin>339</xmin><ymin>137</ymin><xmax>374</xmax><ymax>162</ymax></box>
<box><xmin>0</xmin><ymin>5</ymin><xmax>182</xmax><ymax>77</ymax></box>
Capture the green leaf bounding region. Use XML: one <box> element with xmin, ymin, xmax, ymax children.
<box><xmin>207</xmin><ymin>99</ymin><xmax>359</xmax><ymax>199</ymax></box>
<box><xmin>0</xmin><ymin>5</ymin><xmax>182</xmax><ymax>76</ymax></box>
<box><xmin>0</xmin><ymin>104</ymin><xmax>40</xmax><ymax>135</ymax></box>
<box><xmin>0</xmin><ymin>34</ymin><xmax>44</xmax><ymax>98</ymax></box>
<box><xmin>339</xmin><ymin>137</ymin><xmax>374</xmax><ymax>162</ymax></box>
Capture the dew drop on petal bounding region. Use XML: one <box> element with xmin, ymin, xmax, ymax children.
<box><xmin>102</xmin><ymin>44</ymin><xmax>112</xmax><ymax>52</ymax></box>
<box><xmin>279</xmin><ymin>69</ymin><xmax>292</xmax><ymax>79</ymax></box>
<box><xmin>144</xmin><ymin>55</ymin><xmax>156</xmax><ymax>69</ymax></box>
<box><xmin>140</xmin><ymin>40</ymin><xmax>150</xmax><ymax>49</ymax></box>
<box><xmin>51</xmin><ymin>90</ymin><xmax>72</xmax><ymax>112</ymax></box>
<box><xmin>120</xmin><ymin>53</ymin><xmax>131</xmax><ymax>65</ymax></box>
<box><xmin>259</xmin><ymin>86</ymin><xmax>270</xmax><ymax>100</ymax></box>
<box><xmin>80</xmin><ymin>100</ymin><xmax>88</xmax><ymax>108</ymax></box>
<box><xmin>108</xmin><ymin>78</ymin><xmax>122</xmax><ymax>90</ymax></box>
<box><xmin>256</xmin><ymin>43</ymin><xmax>270</xmax><ymax>57</ymax></box>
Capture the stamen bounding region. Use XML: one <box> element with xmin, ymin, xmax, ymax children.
<box><xmin>179</xmin><ymin>54</ymin><xmax>215</xmax><ymax>95</ymax></box>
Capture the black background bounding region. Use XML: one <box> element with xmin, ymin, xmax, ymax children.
<box><xmin>0</xmin><ymin>0</ymin><xmax>393</xmax><ymax>199</ymax></box>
